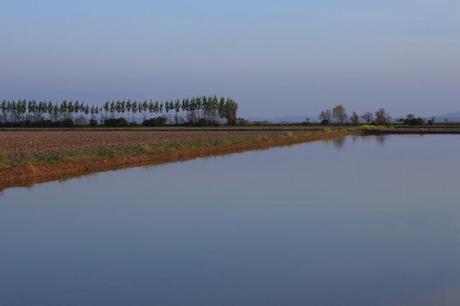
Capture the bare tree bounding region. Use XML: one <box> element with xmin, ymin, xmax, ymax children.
<box><xmin>332</xmin><ymin>105</ymin><xmax>348</xmax><ymax>124</ymax></box>
<box><xmin>361</xmin><ymin>112</ymin><xmax>374</xmax><ymax>123</ymax></box>
<box><xmin>319</xmin><ymin>109</ymin><xmax>332</xmax><ymax>124</ymax></box>
<box><xmin>350</xmin><ymin>111</ymin><xmax>360</xmax><ymax>125</ymax></box>
<box><xmin>375</xmin><ymin>108</ymin><xmax>391</xmax><ymax>125</ymax></box>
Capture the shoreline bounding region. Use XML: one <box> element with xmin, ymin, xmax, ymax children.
<box><xmin>2</xmin><ymin>126</ymin><xmax>460</xmax><ymax>191</ymax></box>
<box><xmin>0</xmin><ymin>130</ymin><xmax>349</xmax><ymax>191</ymax></box>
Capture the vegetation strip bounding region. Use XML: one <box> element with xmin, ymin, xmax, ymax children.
<box><xmin>0</xmin><ymin>130</ymin><xmax>349</xmax><ymax>191</ymax></box>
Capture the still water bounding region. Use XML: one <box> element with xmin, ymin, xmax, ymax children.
<box><xmin>1</xmin><ymin>135</ymin><xmax>460</xmax><ymax>306</ymax></box>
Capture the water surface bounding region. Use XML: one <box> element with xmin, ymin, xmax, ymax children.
<box><xmin>1</xmin><ymin>135</ymin><xmax>460</xmax><ymax>306</ymax></box>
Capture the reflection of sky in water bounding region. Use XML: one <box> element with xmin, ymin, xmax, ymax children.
<box><xmin>1</xmin><ymin>135</ymin><xmax>460</xmax><ymax>306</ymax></box>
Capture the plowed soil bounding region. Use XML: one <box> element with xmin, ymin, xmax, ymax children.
<box><xmin>1</xmin><ymin>130</ymin><xmax>290</xmax><ymax>159</ymax></box>
<box><xmin>0</xmin><ymin>129</ymin><xmax>348</xmax><ymax>190</ymax></box>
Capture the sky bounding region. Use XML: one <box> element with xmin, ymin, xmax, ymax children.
<box><xmin>1</xmin><ymin>0</ymin><xmax>459</xmax><ymax>118</ymax></box>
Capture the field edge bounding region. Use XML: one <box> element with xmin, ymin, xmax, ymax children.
<box><xmin>0</xmin><ymin>130</ymin><xmax>350</xmax><ymax>191</ymax></box>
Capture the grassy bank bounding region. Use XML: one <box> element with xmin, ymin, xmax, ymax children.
<box><xmin>358</xmin><ymin>125</ymin><xmax>460</xmax><ymax>135</ymax></box>
<box><xmin>0</xmin><ymin>129</ymin><xmax>350</xmax><ymax>190</ymax></box>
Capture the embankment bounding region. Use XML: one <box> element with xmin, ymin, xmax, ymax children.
<box><xmin>0</xmin><ymin>129</ymin><xmax>349</xmax><ymax>190</ymax></box>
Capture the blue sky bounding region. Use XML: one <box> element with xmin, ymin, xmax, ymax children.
<box><xmin>1</xmin><ymin>0</ymin><xmax>459</xmax><ymax>117</ymax></box>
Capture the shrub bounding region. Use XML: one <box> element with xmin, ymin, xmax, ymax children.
<box><xmin>195</xmin><ymin>118</ymin><xmax>219</xmax><ymax>127</ymax></box>
<box><xmin>104</xmin><ymin>118</ymin><xmax>128</xmax><ymax>127</ymax></box>
<box><xmin>359</xmin><ymin>125</ymin><xmax>386</xmax><ymax>132</ymax></box>
<box><xmin>61</xmin><ymin>118</ymin><xmax>75</xmax><ymax>127</ymax></box>
<box><xmin>142</xmin><ymin>116</ymin><xmax>167</xmax><ymax>127</ymax></box>
<box><xmin>237</xmin><ymin>118</ymin><xmax>249</xmax><ymax>126</ymax></box>
<box><xmin>404</xmin><ymin>117</ymin><xmax>425</xmax><ymax>126</ymax></box>
<box><xmin>75</xmin><ymin>115</ymin><xmax>88</xmax><ymax>126</ymax></box>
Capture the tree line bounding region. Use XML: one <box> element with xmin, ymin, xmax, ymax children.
<box><xmin>319</xmin><ymin>105</ymin><xmax>391</xmax><ymax>125</ymax></box>
<box><xmin>0</xmin><ymin>96</ymin><xmax>239</xmax><ymax>127</ymax></box>
<box><xmin>318</xmin><ymin>105</ymin><xmax>432</xmax><ymax>125</ymax></box>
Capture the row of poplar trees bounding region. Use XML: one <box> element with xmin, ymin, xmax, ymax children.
<box><xmin>0</xmin><ymin>96</ymin><xmax>239</xmax><ymax>125</ymax></box>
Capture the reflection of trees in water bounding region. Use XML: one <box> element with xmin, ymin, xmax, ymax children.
<box><xmin>332</xmin><ymin>137</ymin><xmax>346</xmax><ymax>150</ymax></box>
<box><xmin>325</xmin><ymin>135</ymin><xmax>387</xmax><ymax>149</ymax></box>
<box><xmin>375</xmin><ymin>135</ymin><xmax>387</xmax><ymax>146</ymax></box>
<box><xmin>355</xmin><ymin>135</ymin><xmax>387</xmax><ymax>146</ymax></box>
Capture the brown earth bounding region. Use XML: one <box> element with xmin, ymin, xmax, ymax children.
<box><xmin>0</xmin><ymin>130</ymin><xmax>299</xmax><ymax>159</ymax></box>
<box><xmin>0</xmin><ymin>129</ymin><xmax>348</xmax><ymax>191</ymax></box>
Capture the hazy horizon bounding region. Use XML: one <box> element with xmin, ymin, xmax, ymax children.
<box><xmin>1</xmin><ymin>0</ymin><xmax>459</xmax><ymax>118</ymax></box>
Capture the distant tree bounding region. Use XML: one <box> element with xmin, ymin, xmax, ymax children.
<box><xmin>350</xmin><ymin>111</ymin><xmax>360</xmax><ymax>125</ymax></box>
<box><xmin>218</xmin><ymin>97</ymin><xmax>226</xmax><ymax>120</ymax></box>
<box><xmin>319</xmin><ymin>109</ymin><xmax>331</xmax><ymax>124</ymax></box>
<box><xmin>361</xmin><ymin>112</ymin><xmax>374</xmax><ymax>124</ymax></box>
<box><xmin>132</xmin><ymin>102</ymin><xmax>138</xmax><ymax>122</ymax></box>
<box><xmin>52</xmin><ymin>104</ymin><xmax>59</xmax><ymax>121</ymax></box>
<box><xmin>375</xmin><ymin>108</ymin><xmax>391</xmax><ymax>125</ymax></box>
<box><xmin>1</xmin><ymin>101</ymin><xmax>7</xmax><ymax>123</ymax></box>
<box><xmin>332</xmin><ymin>105</ymin><xmax>348</xmax><ymax>124</ymax></box>
<box><xmin>404</xmin><ymin>114</ymin><xmax>425</xmax><ymax>126</ymax></box>
<box><xmin>224</xmin><ymin>98</ymin><xmax>238</xmax><ymax>125</ymax></box>
<box><xmin>75</xmin><ymin>115</ymin><xmax>88</xmax><ymax>126</ymax></box>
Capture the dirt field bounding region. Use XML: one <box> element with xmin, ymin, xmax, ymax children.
<box><xmin>0</xmin><ymin>129</ymin><xmax>298</xmax><ymax>159</ymax></box>
<box><xmin>0</xmin><ymin>128</ymin><xmax>351</xmax><ymax>190</ymax></box>
<box><xmin>2</xmin><ymin>126</ymin><xmax>459</xmax><ymax>160</ymax></box>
